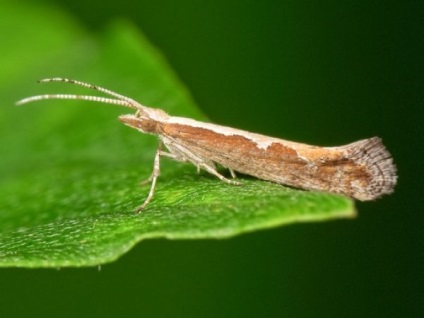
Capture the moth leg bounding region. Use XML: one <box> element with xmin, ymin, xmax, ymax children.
<box><xmin>139</xmin><ymin>149</ymin><xmax>181</xmax><ymax>185</ymax></box>
<box><xmin>136</xmin><ymin>143</ymin><xmax>165</xmax><ymax>212</ymax></box>
<box><xmin>160</xmin><ymin>151</ymin><xmax>185</xmax><ymax>161</ymax></box>
<box><xmin>229</xmin><ymin>168</ymin><xmax>237</xmax><ymax>179</ymax></box>
<box><xmin>139</xmin><ymin>174</ymin><xmax>154</xmax><ymax>186</ymax></box>
<box><xmin>196</xmin><ymin>165</ymin><xmax>201</xmax><ymax>174</ymax></box>
<box><xmin>164</xmin><ymin>140</ymin><xmax>240</xmax><ymax>185</ymax></box>
<box><xmin>200</xmin><ymin>163</ymin><xmax>241</xmax><ymax>185</ymax></box>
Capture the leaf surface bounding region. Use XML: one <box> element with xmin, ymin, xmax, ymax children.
<box><xmin>0</xmin><ymin>3</ymin><xmax>355</xmax><ymax>267</ymax></box>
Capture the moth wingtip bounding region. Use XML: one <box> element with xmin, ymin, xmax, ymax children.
<box><xmin>348</xmin><ymin>137</ymin><xmax>397</xmax><ymax>200</ymax></box>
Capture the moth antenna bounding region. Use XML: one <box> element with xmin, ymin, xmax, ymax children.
<box><xmin>15</xmin><ymin>78</ymin><xmax>145</xmax><ymax>110</ymax></box>
<box><xmin>16</xmin><ymin>94</ymin><xmax>138</xmax><ymax>109</ymax></box>
<box><xmin>38</xmin><ymin>78</ymin><xmax>138</xmax><ymax>104</ymax></box>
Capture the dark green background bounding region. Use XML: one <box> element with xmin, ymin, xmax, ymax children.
<box><xmin>1</xmin><ymin>0</ymin><xmax>422</xmax><ymax>317</ymax></box>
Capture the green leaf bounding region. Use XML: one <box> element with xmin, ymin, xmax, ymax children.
<box><xmin>0</xmin><ymin>3</ymin><xmax>355</xmax><ymax>267</ymax></box>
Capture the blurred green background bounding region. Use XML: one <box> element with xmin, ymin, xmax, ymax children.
<box><xmin>0</xmin><ymin>0</ymin><xmax>422</xmax><ymax>317</ymax></box>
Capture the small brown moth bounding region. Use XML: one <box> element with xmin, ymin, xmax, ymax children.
<box><xmin>16</xmin><ymin>78</ymin><xmax>397</xmax><ymax>211</ymax></box>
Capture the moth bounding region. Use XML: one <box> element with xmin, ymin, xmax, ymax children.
<box><xmin>16</xmin><ymin>78</ymin><xmax>397</xmax><ymax>211</ymax></box>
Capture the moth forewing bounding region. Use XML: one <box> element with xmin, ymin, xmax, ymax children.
<box><xmin>158</xmin><ymin>118</ymin><xmax>396</xmax><ymax>201</ymax></box>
